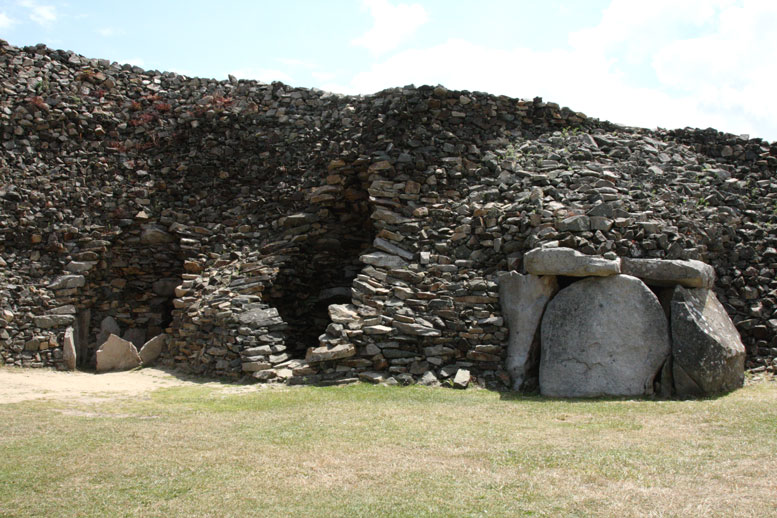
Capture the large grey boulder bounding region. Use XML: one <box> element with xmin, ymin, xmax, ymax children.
<box><xmin>671</xmin><ymin>286</ymin><xmax>745</xmax><ymax>396</ymax></box>
<box><xmin>95</xmin><ymin>334</ymin><xmax>141</xmax><ymax>372</ymax></box>
<box><xmin>498</xmin><ymin>272</ymin><xmax>558</xmax><ymax>390</ymax></box>
<box><xmin>540</xmin><ymin>275</ymin><xmax>671</xmax><ymax>397</ymax></box>
<box><xmin>621</xmin><ymin>258</ymin><xmax>715</xmax><ymax>288</ymax></box>
<box><xmin>524</xmin><ymin>247</ymin><xmax>620</xmax><ymax>277</ymax></box>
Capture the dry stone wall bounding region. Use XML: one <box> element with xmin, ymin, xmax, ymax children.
<box><xmin>1</xmin><ymin>40</ymin><xmax>775</xmax><ymax>390</ymax></box>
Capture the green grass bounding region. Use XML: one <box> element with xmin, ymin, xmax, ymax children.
<box><xmin>1</xmin><ymin>381</ymin><xmax>776</xmax><ymax>517</ymax></box>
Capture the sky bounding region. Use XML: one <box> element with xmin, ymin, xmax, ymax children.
<box><xmin>1</xmin><ymin>0</ymin><xmax>775</xmax><ymax>142</ymax></box>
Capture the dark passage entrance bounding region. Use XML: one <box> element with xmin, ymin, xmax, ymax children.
<box><xmin>266</xmin><ymin>209</ymin><xmax>372</xmax><ymax>359</ymax></box>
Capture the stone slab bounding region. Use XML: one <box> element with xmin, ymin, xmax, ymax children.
<box><xmin>524</xmin><ymin>247</ymin><xmax>620</xmax><ymax>277</ymax></box>
<box><xmin>498</xmin><ymin>271</ymin><xmax>558</xmax><ymax>390</ymax></box>
<box><xmin>540</xmin><ymin>275</ymin><xmax>670</xmax><ymax>397</ymax></box>
<box><xmin>621</xmin><ymin>258</ymin><xmax>715</xmax><ymax>288</ymax></box>
<box><xmin>671</xmin><ymin>286</ymin><xmax>745</xmax><ymax>396</ymax></box>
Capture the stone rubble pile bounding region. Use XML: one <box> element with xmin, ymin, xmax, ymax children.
<box><xmin>1</xmin><ymin>40</ymin><xmax>774</xmax><ymax>392</ymax></box>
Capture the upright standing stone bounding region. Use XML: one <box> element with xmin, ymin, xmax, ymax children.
<box><xmin>62</xmin><ymin>326</ymin><xmax>76</xmax><ymax>370</ymax></box>
<box><xmin>671</xmin><ymin>286</ymin><xmax>745</xmax><ymax>396</ymax></box>
<box><xmin>498</xmin><ymin>272</ymin><xmax>558</xmax><ymax>390</ymax></box>
<box><xmin>540</xmin><ymin>275</ymin><xmax>671</xmax><ymax>397</ymax></box>
<box><xmin>139</xmin><ymin>334</ymin><xmax>167</xmax><ymax>365</ymax></box>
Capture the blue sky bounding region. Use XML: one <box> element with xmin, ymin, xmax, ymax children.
<box><xmin>1</xmin><ymin>0</ymin><xmax>775</xmax><ymax>141</ymax></box>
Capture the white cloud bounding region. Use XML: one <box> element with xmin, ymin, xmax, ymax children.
<box><xmin>229</xmin><ymin>67</ymin><xmax>294</xmax><ymax>84</ymax></box>
<box><xmin>311</xmin><ymin>71</ymin><xmax>336</xmax><ymax>82</ymax></box>
<box><xmin>0</xmin><ymin>12</ymin><xmax>16</xmax><ymax>28</ymax></box>
<box><xmin>18</xmin><ymin>0</ymin><xmax>57</xmax><ymax>27</ymax></box>
<box><xmin>339</xmin><ymin>1</ymin><xmax>776</xmax><ymax>141</ymax></box>
<box><xmin>351</xmin><ymin>0</ymin><xmax>428</xmax><ymax>55</ymax></box>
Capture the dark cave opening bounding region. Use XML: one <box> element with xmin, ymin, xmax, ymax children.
<box><xmin>266</xmin><ymin>211</ymin><xmax>373</xmax><ymax>360</ymax></box>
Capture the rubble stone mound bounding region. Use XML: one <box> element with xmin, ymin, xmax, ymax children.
<box><xmin>0</xmin><ymin>39</ymin><xmax>774</xmax><ymax>392</ymax></box>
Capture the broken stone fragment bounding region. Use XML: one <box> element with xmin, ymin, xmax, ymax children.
<box><xmin>540</xmin><ymin>275</ymin><xmax>670</xmax><ymax>397</ymax></box>
<box><xmin>48</xmin><ymin>275</ymin><xmax>86</xmax><ymax>290</ymax></box>
<box><xmin>139</xmin><ymin>334</ymin><xmax>167</xmax><ymax>365</ymax></box>
<box><xmin>498</xmin><ymin>272</ymin><xmax>558</xmax><ymax>391</ymax></box>
<box><xmin>306</xmin><ymin>342</ymin><xmax>356</xmax><ymax>363</ymax></box>
<box><xmin>453</xmin><ymin>369</ymin><xmax>471</xmax><ymax>389</ymax></box>
<box><xmin>671</xmin><ymin>286</ymin><xmax>745</xmax><ymax>396</ymax></box>
<box><xmin>95</xmin><ymin>334</ymin><xmax>141</xmax><ymax>372</ymax></box>
<box><xmin>328</xmin><ymin>304</ymin><xmax>359</xmax><ymax>324</ymax></box>
<box><xmin>620</xmin><ymin>258</ymin><xmax>715</xmax><ymax>288</ymax></box>
<box><xmin>360</xmin><ymin>251</ymin><xmax>408</xmax><ymax>269</ymax></box>
<box><xmin>524</xmin><ymin>247</ymin><xmax>620</xmax><ymax>277</ymax></box>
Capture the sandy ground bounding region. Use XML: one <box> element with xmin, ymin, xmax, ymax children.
<box><xmin>0</xmin><ymin>366</ymin><xmax>234</xmax><ymax>404</ymax></box>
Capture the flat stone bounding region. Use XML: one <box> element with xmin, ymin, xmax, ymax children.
<box><xmin>452</xmin><ymin>369</ymin><xmax>471</xmax><ymax>389</ymax></box>
<box><xmin>48</xmin><ymin>275</ymin><xmax>86</xmax><ymax>290</ymax></box>
<box><xmin>242</xmin><ymin>361</ymin><xmax>272</xmax><ymax>372</ymax></box>
<box><xmin>540</xmin><ymin>275</ymin><xmax>670</xmax><ymax>397</ymax></box>
<box><xmin>33</xmin><ymin>314</ymin><xmax>75</xmax><ymax>329</ymax></box>
<box><xmin>238</xmin><ymin>307</ymin><xmax>283</xmax><ymax>327</ymax></box>
<box><xmin>393</xmin><ymin>321</ymin><xmax>441</xmax><ymax>337</ymax></box>
<box><xmin>671</xmin><ymin>286</ymin><xmax>745</xmax><ymax>396</ymax></box>
<box><xmin>140</xmin><ymin>225</ymin><xmax>174</xmax><ymax>244</ymax></box>
<box><xmin>96</xmin><ymin>334</ymin><xmax>141</xmax><ymax>372</ymax></box>
<box><xmin>557</xmin><ymin>215</ymin><xmax>590</xmax><ymax>232</ymax></box>
<box><xmin>621</xmin><ymin>258</ymin><xmax>715</xmax><ymax>288</ymax></box>
<box><xmin>373</xmin><ymin>237</ymin><xmax>414</xmax><ymax>260</ymax></box>
<box><xmin>524</xmin><ymin>247</ymin><xmax>620</xmax><ymax>277</ymax></box>
<box><xmin>360</xmin><ymin>251</ymin><xmax>408</xmax><ymax>269</ymax></box>
<box><xmin>63</xmin><ymin>327</ymin><xmax>76</xmax><ymax>370</ymax></box>
<box><xmin>328</xmin><ymin>304</ymin><xmax>359</xmax><ymax>324</ymax></box>
<box><xmin>498</xmin><ymin>272</ymin><xmax>558</xmax><ymax>390</ymax></box>
<box><xmin>139</xmin><ymin>334</ymin><xmax>166</xmax><ymax>365</ymax></box>
<box><xmin>65</xmin><ymin>261</ymin><xmax>97</xmax><ymax>273</ymax></box>
<box><xmin>306</xmin><ymin>342</ymin><xmax>356</xmax><ymax>363</ymax></box>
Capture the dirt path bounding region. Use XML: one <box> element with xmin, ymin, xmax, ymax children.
<box><xmin>0</xmin><ymin>366</ymin><xmax>223</xmax><ymax>404</ymax></box>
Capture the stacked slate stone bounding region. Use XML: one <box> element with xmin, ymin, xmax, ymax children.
<box><xmin>0</xmin><ymin>39</ymin><xmax>775</xmax><ymax>391</ymax></box>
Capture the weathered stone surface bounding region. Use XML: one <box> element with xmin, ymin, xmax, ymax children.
<box><xmin>237</xmin><ymin>308</ymin><xmax>283</xmax><ymax>327</ymax></box>
<box><xmin>33</xmin><ymin>314</ymin><xmax>75</xmax><ymax>329</ymax></box>
<box><xmin>360</xmin><ymin>252</ymin><xmax>408</xmax><ymax>269</ymax></box>
<box><xmin>123</xmin><ymin>328</ymin><xmax>146</xmax><ymax>349</ymax></box>
<box><xmin>48</xmin><ymin>275</ymin><xmax>86</xmax><ymax>290</ymax></box>
<box><xmin>140</xmin><ymin>225</ymin><xmax>174</xmax><ymax>244</ymax></box>
<box><xmin>671</xmin><ymin>286</ymin><xmax>745</xmax><ymax>396</ymax></box>
<box><xmin>621</xmin><ymin>258</ymin><xmax>715</xmax><ymax>288</ymax></box>
<box><xmin>328</xmin><ymin>304</ymin><xmax>359</xmax><ymax>324</ymax></box>
<box><xmin>524</xmin><ymin>247</ymin><xmax>621</xmax><ymax>277</ymax></box>
<box><xmin>95</xmin><ymin>334</ymin><xmax>141</xmax><ymax>372</ymax></box>
<box><xmin>306</xmin><ymin>342</ymin><xmax>356</xmax><ymax>363</ymax></box>
<box><xmin>97</xmin><ymin>316</ymin><xmax>121</xmax><ymax>346</ymax></box>
<box><xmin>139</xmin><ymin>334</ymin><xmax>167</xmax><ymax>365</ymax></box>
<box><xmin>498</xmin><ymin>272</ymin><xmax>558</xmax><ymax>390</ymax></box>
<box><xmin>418</xmin><ymin>371</ymin><xmax>439</xmax><ymax>386</ymax></box>
<box><xmin>453</xmin><ymin>369</ymin><xmax>471</xmax><ymax>389</ymax></box>
<box><xmin>63</xmin><ymin>326</ymin><xmax>76</xmax><ymax>370</ymax></box>
<box><xmin>540</xmin><ymin>275</ymin><xmax>671</xmax><ymax>397</ymax></box>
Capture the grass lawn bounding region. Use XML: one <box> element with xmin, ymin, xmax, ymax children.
<box><xmin>1</xmin><ymin>375</ymin><xmax>776</xmax><ymax>517</ymax></box>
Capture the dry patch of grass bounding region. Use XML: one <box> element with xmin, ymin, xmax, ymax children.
<box><xmin>1</xmin><ymin>378</ymin><xmax>776</xmax><ymax>517</ymax></box>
